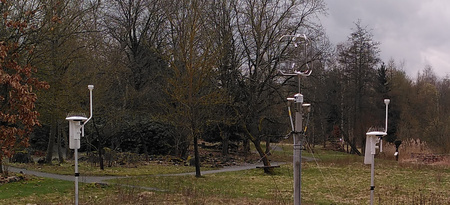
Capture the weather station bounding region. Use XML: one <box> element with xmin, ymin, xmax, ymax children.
<box><xmin>66</xmin><ymin>85</ymin><xmax>94</xmax><ymax>205</ymax></box>
<box><xmin>364</xmin><ymin>99</ymin><xmax>390</xmax><ymax>205</ymax></box>
<box><xmin>279</xmin><ymin>33</ymin><xmax>312</xmax><ymax>205</ymax></box>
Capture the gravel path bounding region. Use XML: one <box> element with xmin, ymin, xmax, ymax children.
<box><xmin>3</xmin><ymin>145</ymin><xmax>319</xmax><ymax>184</ymax></box>
<box><xmin>3</xmin><ymin>162</ymin><xmax>290</xmax><ymax>192</ymax></box>
<box><xmin>158</xmin><ymin>161</ymin><xmax>286</xmax><ymax>176</ymax></box>
<box><xmin>3</xmin><ymin>161</ymin><xmax>288</xmax><ymax>184</ymax></box>
<box><xmin>5</xmin><ymin>166</ymin><xmax>122</xmax><ymax>184</ymax></box>
<box><xmin>3</xmin><ymin>145</ymin><xmax>318</xmax><ymax>191</ymax></box>
<box><xmin>3</xmin><ymin>156</ymin><xmax>321</xmax><ymax>193</ymax></box>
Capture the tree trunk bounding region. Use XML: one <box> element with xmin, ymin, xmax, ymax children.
<box><xmin>45</xmin><ymin>119</ymin><xmax>57</xmax><ymax>164</ymax></box>
<box><xmin>265</xmin><ymin>136</ymin><xmax>271</xmax><ymax>155</ymax></box>
<box><xmin>63</xmin><ymin>126</ymin><xmax>72</xmax><ymax>159</ymax></box>
<box><xmin>346</xmin><ymin>141</ymin><xmax>349</xmax><ymax>153</ymax></box>
<box><xmin>221</xmin><ymin>131</ymin><xmax>229</xmax><ymax>157</ymax></box>
<box><xmin>0</xmin><ymin>158</ymin><xmax>3</xmax><ymax>174</ymax></box>
<box><xmin>242</xmin><ymin>138</ymin><xmax>250</xmax><ymax>155</ymax></box>
<box><xmin>99</xmin><ymin>142</ymin><xmax>104</xmax><ymax>170</ymax></box>
<box><xmin>140</xmin><ymin>133</ymin><xmax>149</xmax><ymax>161</ymax></box>
<box><xmin>341</xmin><ymin>128</ymin><xmax>361</xmax><ymax>155</ymax></box>
<box><xmin>252</xmin><ymin>139</ymin><xmax>273</xmax><ymax>174</ymax></box>
<box><xmin>194</xmin><ymin>135</ymin><xmax>201</xmax><ymax>177</ymax></box>
<box><xmin>93</xmin><ymin>118</ymin><xmax>104</xmax><ymax>170</ymax></box>
<box><xmin>243</xmin><ymin>123</ymin><xmax>273</xmax><ymax>174</ymax></box>
<box><xmin>175</xmin><ymin>134</ymin><xmax>189</xmax><ymax>158</ymax></box>
<box><xmin>57</xmin><ymin>121</ymin><xmax>64</xmax><ymax>164</ymax></box>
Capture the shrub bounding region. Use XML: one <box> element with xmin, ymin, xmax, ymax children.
<box><xmin>112</xmin><ymin>121</ymin><xmax>176</xmax><ymax>155</ymax></box>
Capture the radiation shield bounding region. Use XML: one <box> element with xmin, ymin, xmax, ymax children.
<box><xmin>364</xmin><ymin>131</ymin><xmax>386</xmax><ymax>164</ymax></box>
<box><xmin>66</xmin><ymin>116</ymin><xmax>87</xmax><ymax>149</ymax></box>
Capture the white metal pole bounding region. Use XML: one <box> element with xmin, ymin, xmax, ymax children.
<box><xmin>83</xmin><ymin>85</ymin><xmax>94</xmax><ymax>126</ymax></box>
<box><xmin>381</xmin><ymin>99</ymin><xmax>390</xmax><ymax>153</ymax></box>
<box><xmin>384</xmin><ymin>99</ymin><xmax>390</xmax><ymax>132</ymax></box>
<box><xmin>75</xmin><ymin>146</ymin><xmax>79</xmax><ymax>205</ymax></box>
<box><xmin>279</xmin><ymin>34</ymin><xmax>310</xmax><ymax>205</ymax></box>
<box><xmin>294</xmin><ymin>77</ymin><xmax>303</xmax><ymax>205</ymax></box>
<box><xmin>370</xmin><ymin>153</ymin><xmax>375</xmax><ymax>205</ymax></box>
<box><xmin>294</xmin><ymin>110</ymin><xmax>302</xmax><ymax>205</ymax></box>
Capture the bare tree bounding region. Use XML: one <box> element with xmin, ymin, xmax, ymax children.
<box><xmin>206</xmin><ymin>0</ymin><xmax>244</xmax><ymax>158</ymax></box>
<box><xmin>337</xmin><ymin>21</ymin><xmax>381</xmax><ymax>152</ymax></box>
<box><xmin>103</xmin><ymin>0</ymin><xmax>168</xmax><ymax>111</ymax></box>
<box><xmin>231</xmin><ymin>0</ymin><xmax>326</xmax><ymax>173</ymax></box>
<box><xmin>163</xmin><ymin>0</ymin><xmax>225</xmax><ymax>177</ymax></box>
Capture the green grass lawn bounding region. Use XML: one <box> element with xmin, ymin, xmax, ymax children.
<box><xmin>105</xmin><ymin>159</ymin><xmax>450</xmax><ymax>204</ymax></box>
<box><xmin>0</xmin><ymin>175</ymin><xmax>117</xmax><ymax>205</ymax></box>
<box><xmin>0</xmin><ymin>176</ymin><xmax>72</xmax><ymax>200</ymax></box>
<box><xmin>3</xmin><ymin>146</ymin><xmax>450</xmax><ymax>204</ymax></box>
<box><xmin>0</xmin><ymin>176</ymin><xmax>73</xmax><ymax>204</ymax></box>
<box><xmin>106</xmin><ymin>147</ymin><xmax>450</xmax><ymax>204</ymax></box>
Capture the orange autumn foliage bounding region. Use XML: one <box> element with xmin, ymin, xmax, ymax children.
<box><xmin>0</xmin><ymin>39</ymin><xmax>49</xmax><ymax>163</ymax></box>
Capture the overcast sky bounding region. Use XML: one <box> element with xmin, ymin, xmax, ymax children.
<box><xmin>319</xmin><ymin>0</ymin><xmax>450</xmax><ymax>79</ymax></box>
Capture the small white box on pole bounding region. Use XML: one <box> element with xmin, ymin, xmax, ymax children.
<box><xmin>66</xmin><ymin>116</ymin><xmax>87</xmax><ymax>149</ymax></box>
<box><xmin>364</xmin><ymin>131</ymin><xmax>386</xmax><ymax>164</ymax></box>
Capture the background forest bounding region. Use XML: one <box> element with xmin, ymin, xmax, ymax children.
<box><xmin>1</xmin><ymin>0</ymin><xmax>449</xmax><ymax>172</ymax></box>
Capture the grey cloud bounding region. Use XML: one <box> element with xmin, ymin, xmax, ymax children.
<box><xmin>320</xmin><ymin>0</ymin><xmax>450</xmax><ymax>78</ymax></box>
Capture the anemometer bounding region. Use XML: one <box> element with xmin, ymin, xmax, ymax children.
<box><xmin>279</xmin><ymin>34</ymin><xmax>312</xmax><ymax>77</ymax></box>
<box><xmin>279</xmin><ymin>33</ymin><xmax>391</xmax><ymax>205</ymax></box>
<box><xmin>279</xmin><ymin>33</ymin><xmax>312</xmax><ymax>205</ymax></box>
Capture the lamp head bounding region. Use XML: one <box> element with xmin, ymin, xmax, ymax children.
<box><xmin>384</xmin><ymin>99</ymin><xmax>390</xmax><ymax>105</ymax></box>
